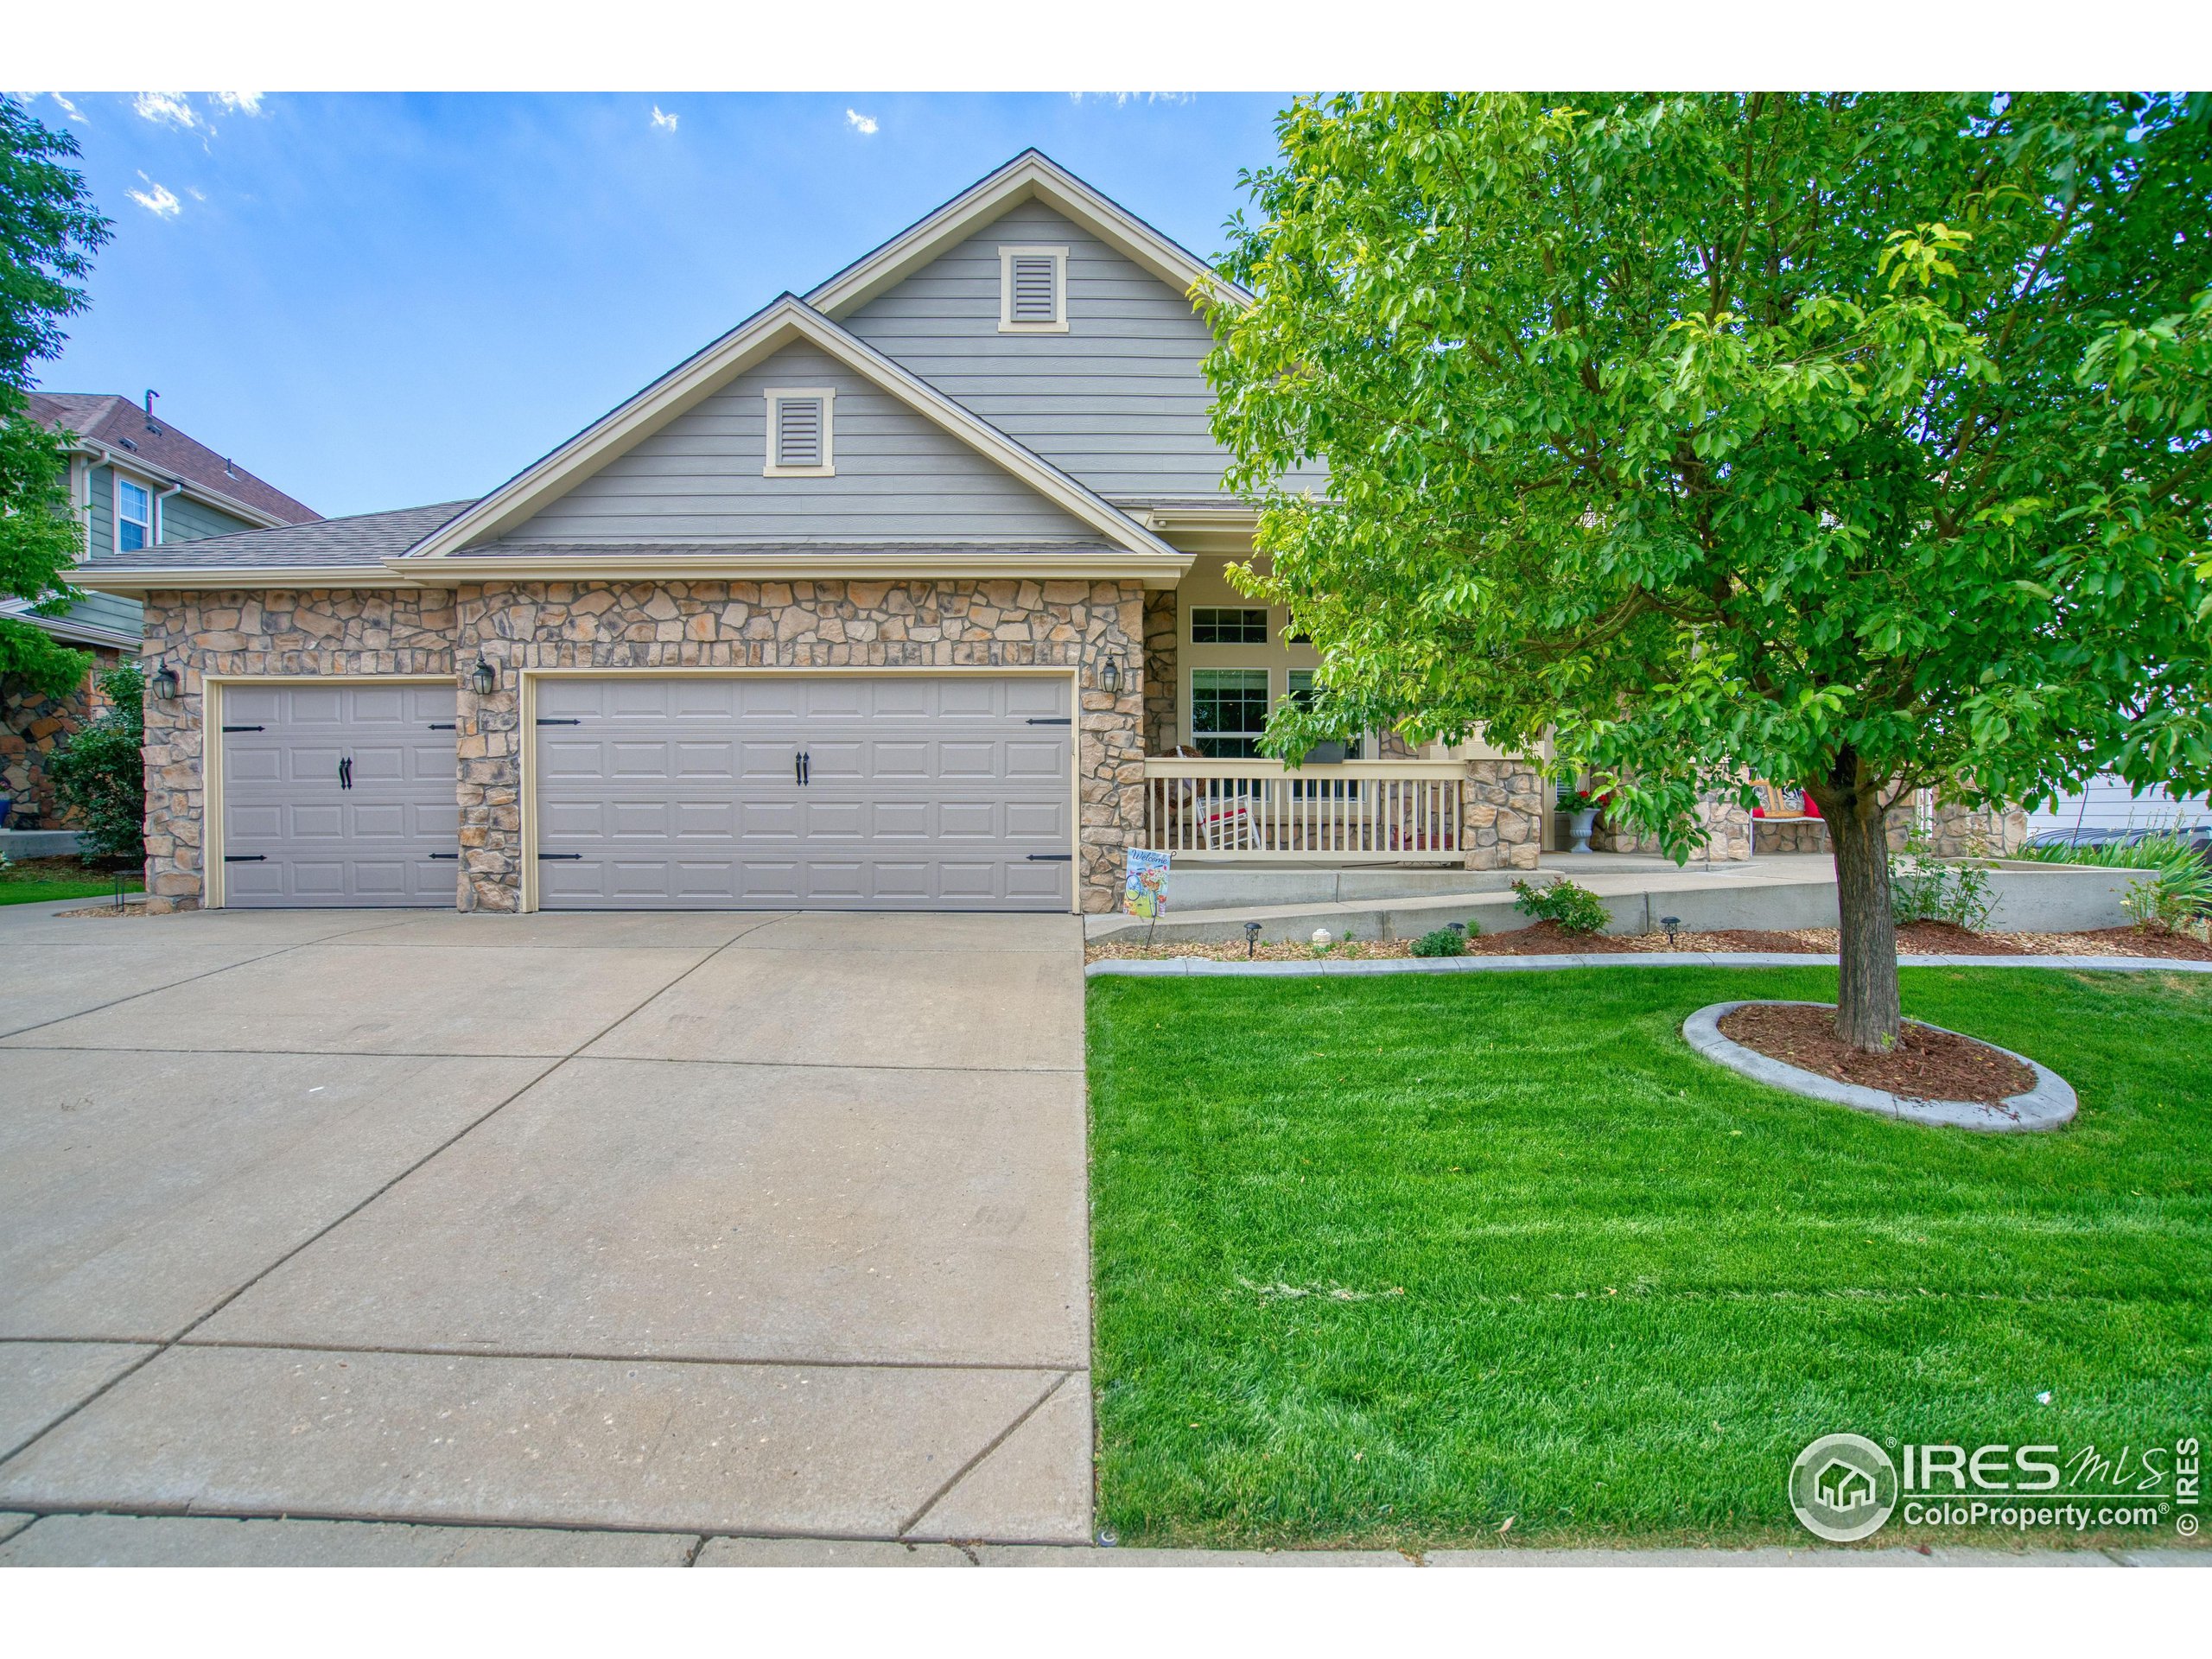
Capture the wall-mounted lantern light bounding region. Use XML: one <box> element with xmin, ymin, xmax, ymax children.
<box><xmin>469</xmin><ymin>658</ymin><xmax>498</xmax><ymax>696</ymax></box>
<box><xmin>149</xmin><ymin>661</ymin><xmax>180</xmax><ymax>700</ymax></box>
<box><xmin>1098</xmin><ymin>654</ymin><xmax>1122</xmax><ymax>696</ymax></box>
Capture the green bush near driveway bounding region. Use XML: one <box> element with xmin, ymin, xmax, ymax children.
<box><xmin>1086</xmin><ymin>966</ymin><xmax>2212</xmax><ymax>1548</ymax></box>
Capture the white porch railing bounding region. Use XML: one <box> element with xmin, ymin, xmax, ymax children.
<box><xmin>1141</xmin><ymin>756</ymin><xmax>1465</xmax><ymax>862</ymax></box>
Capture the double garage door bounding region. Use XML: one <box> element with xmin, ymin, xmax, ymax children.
<box><xmin>534</xmin><ymin>676</ymin><xmax>1073</xmax><ymax>911</ymax></box>
<box><xmin>219</xmin><ymin>675</ymin><xmax>1074</xmax><ymax>912</ymax></box>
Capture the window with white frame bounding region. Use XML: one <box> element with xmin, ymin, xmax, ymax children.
<box><xmin>763</xmin><ymin>388</ymin><xmax>835</xmax><ymax>475</ymax></box>
<box><xmin>1190</xmin><ymin>606</ymin><xmax>1270</xmax><ymax>645</ymax></box>
<box><xmin>114</xmin><ymin>475</ymin><xmax>153</xmax><ymax>552</ymax></box>
<box><xmin>1190</xmin><ymin>668</ymin><xmax>1270</xmax><ymax>758</ymax></box>
<box><xmin>998</xmin><ymin>245</ymin><xmax>1068</xmax><ymax>332</ymax></box>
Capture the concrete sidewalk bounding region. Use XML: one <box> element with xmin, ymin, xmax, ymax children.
<box><xmin>0</xmin><ymin>902</ymin><xmax>1092</xmax><ymax>1546</ymax></box>
<box><xmin>0</xmin><ymin>1512</ymin><xmax>2201</xmax><ymax>1567</ymax></box>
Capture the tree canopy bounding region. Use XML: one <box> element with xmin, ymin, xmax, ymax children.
<box><xmin>1203</xmin><ymin>92</ymin><xmax>2212</xmax><ymax>1046</ymax></box>
<box><xmin>0</xmin><ymin>97</ymin><xmax>113</xmax><ymax>700</ymax></box>
<box><xmin>1205</xmin><ymin>92</ymin><xmax>2212</xmax><ymax>833</ymax></box>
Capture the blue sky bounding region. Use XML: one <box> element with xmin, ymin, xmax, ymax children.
<box><xmin>29</xmin><ymin>92</ymin><xmax>1293</xmax><ymax>519</ymax></box>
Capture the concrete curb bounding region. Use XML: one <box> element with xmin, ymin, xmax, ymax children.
<box><xmin>1084</xmin><ymin>951</ymin><xmax>2212</xmax><ymax>980</ymax></box>
<box><xmin>1681</xmin><ymin>1001</ymin><xmax>2077</xmax><ymax>1132</ymax></box>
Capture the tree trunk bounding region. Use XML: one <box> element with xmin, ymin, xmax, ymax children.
<box><xmin>1808</xmin><ymin>755</ymin><xmax>1902</xmax><ymax>1052</ymax></box>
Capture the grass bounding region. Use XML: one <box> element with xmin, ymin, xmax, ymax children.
<box><xmin>0</xmin><ymin>855</ymin><xmax>142</xmax><ymax>907</ymax></box>
<box><xmin>1087</xmin><ymin>965</ymin><xmax>2212</xmax><ymax>1550</ymax></box>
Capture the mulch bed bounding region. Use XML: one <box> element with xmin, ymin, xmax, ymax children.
<box><xmin>2063</xmin><ymin>925</ymin><xmax>2212</xmax><ymax>962</ymax></box>
<box><xmin>1719</xmin><ymin>1002</ymin><xmax>2037</xmax><ymax>1105</ymax></box>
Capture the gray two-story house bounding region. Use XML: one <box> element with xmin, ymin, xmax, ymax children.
<box><xmin>2</xmin><ymin>393</ymin><xmax>315</xmax><ymax>832</ymax></box>
<box><xmin>80</xmin><ymin>150</ymin><xmax>1550</xmax><ymax>914</ymax></box>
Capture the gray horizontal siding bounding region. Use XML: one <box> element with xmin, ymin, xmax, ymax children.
<box><xmin>161</xmin><ymin>491</ymin><xmax>259</xmax><ymax>543</ymax></box>
<box><xmin>503</xmin><ymin>342</ymin><xmax>1096</xmax><ymax>545</ymax></box>
<box><xmin>842</xmin><ymin>200</ymin><xmax>1326</xmax><ymax>499</ymax></box>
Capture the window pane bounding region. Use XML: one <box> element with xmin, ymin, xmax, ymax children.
<box><xmin>1191</xmin><ymin>668</ymin><xmax>1269</xmax><ymax>758</ymax></box>
<box><xmin>119</xmin><ymin>518</ymin><xmax>146</xmax><ymax>552</ymax></box>
<box><xmin>1190</xmin><ymin>607</ymin><xmax>1268</xmax><ymax>645</ymax></box>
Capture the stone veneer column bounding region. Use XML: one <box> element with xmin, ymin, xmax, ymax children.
<box><xmin>1460</xmin><ymin>760</ymin><xmax>1544</xmax><ymax>871</ymax></box>
<box><xmin>1141</xmin><ymin>587</ymin><xmax>1176</xmax><ymax>756</ymax></box>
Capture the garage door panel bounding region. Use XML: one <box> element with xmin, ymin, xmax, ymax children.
<box><xmin>221</xmin><ymin>681</ymin><xmax>460</xmax><ymax>907</ymax></box>
<box><xmin>536</xmin><ymin>675</ymin><xmax>1071</xmax><ymax>912</ymax></box>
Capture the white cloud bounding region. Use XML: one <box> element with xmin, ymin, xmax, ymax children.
<box><xmin>845</xmin><ymin>108</ymin><xmax>878</xmax><ymax>136</ymax></box>
<box><xmin>214</xmin><ymin>92</ymin><xmax>264</xmax><ymax>116</ymax></box>
<box><xmin>1069</xmin><ymin>92</ymin><xmax>1196</xmax><ymax>107</ymax></box>
<box><xmin>126</xmin><ymin>172</ymin><xmax>181</xmax><ymax>218</ymax></box>
<box><xmin>48</xmin><ymin>92</ymin><xmax>83</xmax><ymax>119</ymax></box>
<box><xmin>130</xmin><ymin>92</ymin><xmax>204</xmax><ymax>131</ymax></box>
<box><xmin>650</xmin><ymin>104</ymin><xmax>677</xmax><ymax>132</ymax></box>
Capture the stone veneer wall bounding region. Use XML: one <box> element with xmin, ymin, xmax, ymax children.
<box><xmin>3</xmin><ymin>643</ymin><xmax>124</xmax><ymax>830</ymax></box>
<box><xmin>456</xmin><ymin>578</ymin><xmax>1143</xmax><ymax>913</ymax></box>
<box><xmin>1461</xmin><ymin>760</ymin><xmax>1545</xmax><ymax>871</ymax></box>
<box><xmin>139</xmin><ymin>589</ymin><xmax>460</xmax><ymax>909</ymax></box>
<box><xmin>1751</xmin><ymin>794</ymin><xmax>2029</xmax><ymax>859</ymax></box>
<box><xmin>142</xmin><ymin>579</ymin><xmax>1145</xmax><ymax>914</ymax></box>
<box><xmin>1141</xmin><ymin>587</ymin><xmax>1177</xmax><ymax>755</ymax></box>
<box><xmin>1587</xmin><ymin>793</ymin><xmax>1754</xmax><ymax>861</ymax></box>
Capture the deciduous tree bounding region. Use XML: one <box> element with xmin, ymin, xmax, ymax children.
<box><xmin>1205</xmin><ymin>92</ymin><xmax>2212</xmax><ymax>1049</ymax></box>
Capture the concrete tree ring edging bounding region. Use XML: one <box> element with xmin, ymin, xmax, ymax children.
<box><xmin>1681</xmin><ymin>1001</ymin><xmax>2077</xmax><ymax>1132</ymax></box>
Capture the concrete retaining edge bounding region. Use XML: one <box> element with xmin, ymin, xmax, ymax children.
<box><xmin>1084</xmin><ymin>951</ymin><xmax>2212</xmax><ymax>979</ymax></box>
<box><xmin>1681</xmin><ymin>1000</ymin><xmax>2078</xmax><ymax>1132</ymax></box>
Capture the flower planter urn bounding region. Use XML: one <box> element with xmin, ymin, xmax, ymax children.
<box><xmin>1567</xmin><ymin>808</ymin><xmax>1598</xmax><ymax>854</ymax></box>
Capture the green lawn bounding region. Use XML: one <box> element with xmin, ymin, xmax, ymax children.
<box><xmin>1087</xmin><ymin>966</ymin><xmax>2212</xmax><ymax>1549</ymax></box>
<box><xmin>0</xmin><ymin>856</ymin><xmax>141</xmax><ymax>906</ymax></box>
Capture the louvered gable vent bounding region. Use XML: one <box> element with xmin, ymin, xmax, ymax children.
<box><xmin>776</xmin><ymin>396</ymin><xmax>823</xmax><ymax>468</ymax></box>
<box><xmin>1010</xmin><ymin>255</ymin><xmax>1058</xmax><ymax>323</ymax></box>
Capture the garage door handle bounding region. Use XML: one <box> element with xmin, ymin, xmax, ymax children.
<box><xmin>537</xmin><ymin>853</ymin><xmax>582</xmax><ymax>861</ymax></box>
<box><xmin>224</xmin><ymin>854</ymin><xmax>266</xmax><ymax>863</ymax></box>
<box><xmin>339</xmin><ymin>756</ymin><xmax>353</xmax><ymax>790</ymax></box>
<box><xmin>1026</xmin><ymin>717</ymin><xmax>1071</xmax><ymax>726</ymax></box>
<box><xmin>1026</xmin><ymin>854</ymin><xmax>1073</xmax><ymax>862</ymax></box>
<box><xmin>221</xmin><ymin>723</ymin><xmax>264</xmax><ymax>732</ymax></box>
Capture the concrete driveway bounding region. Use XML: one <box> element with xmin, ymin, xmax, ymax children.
<box><xmin>0</xmin><ymin>901</ymin><xmax>1090</xmax><ymax>1556</ymax></box>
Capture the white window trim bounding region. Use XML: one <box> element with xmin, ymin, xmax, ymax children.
<box><xmin>762</xmin><ymin>387</ymin><xmax>836</xmax><ymax>477</ymax></box>
<box><xmin>998</xmin><ymin>245</ymin><xmax>1070</xmax><ymax>334</ymax></box>
<box><xmin>112</xmin><ymin>469</ymin><xmax>156</xmax><ymax>555</ymax></box>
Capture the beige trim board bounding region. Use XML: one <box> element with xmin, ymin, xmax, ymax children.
<box><xmin>516</xmin><ymin>664</ymin><xmax>1087</xmax><ymax>917</ymax></box>
<box><xmin>197</xmin><ymin>673</ymin><xmax>458</xmax><ymax>910</ymax></box>
<box><xmin>77</xmin><ymin>550</ymin><xmax>1196</xmax><ymax>594</ymax></box>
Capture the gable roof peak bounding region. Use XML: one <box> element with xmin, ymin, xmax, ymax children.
<box><xmin>804</xmin><ymin>148</ymin><xmax>1249</xmax><ymax>321</ymax></box>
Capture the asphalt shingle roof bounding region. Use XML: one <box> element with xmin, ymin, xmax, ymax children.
<box><xmin>28</xmin><ymin>392</ymin><xmax>321</xmax><ymax>524</ymax></box>
<box><xmin>80</xmin><ymin>501</ymin><xmax>476</xmax><ymax>570</ymax></box>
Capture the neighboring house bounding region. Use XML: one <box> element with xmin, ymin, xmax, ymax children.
<box><xmin>79</xmin><ymin>151</ymin><xmax>1586</xmax><ymax>915</ymax></box>
<box><xmin>1</xmin><ymin>392</ymin><xmax>316</xmax><ymax>831</ymax></box>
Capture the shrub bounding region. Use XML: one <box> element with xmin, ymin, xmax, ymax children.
<box><xmin>1889</xmin><ymin>830</ymin><xmax>1996</xmax><ymax>931</ymax></box>
<box><xmin>1512</xmin><ymin>876</ymin><xmax>1610</xmax><ymax>934</ymax></box>
<box><xmin>48</xmin><ymin>662</ymin><xmax>145</xmax><ymax>863</ymax></box>
<box><xmin>2014</xmin><ymin>830</ymin><xmax>2212</xmax><ymax>933</ymax></box>
<box><xmin>1411</xmin><ymin>927</ymin><xmax>1466</xmax><ymax>957</ymax></box>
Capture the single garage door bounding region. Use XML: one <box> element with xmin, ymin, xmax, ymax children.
<box><xmin>219</xmin><ymin>682</ymin><xmax>461</xmax><ymax>907</ymax></box>
<box><xmin>534</xmin><ymin>675</ymin><xmax>1073</xmax><ymax>911</ymax></box>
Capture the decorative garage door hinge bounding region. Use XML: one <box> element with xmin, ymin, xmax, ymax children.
<box><xmin>1026</xmin><ymin>853</ymin><xmax>1074</xmax><ymax>861</ymax></box>
<box><xmin>1026</xmin><ymin>717</ymin><xmax>1072</xmax><ymax>725</ymax></box>
<box><xmin>535</xmin><ymin>717</ymin><xmax>582</xmax><ymax>726</ymax></box>
<box><xmin>220</xmin><ymin>723</ymin><xmax>264</xmax><ymax>732</ymax></box>
<box><xmin>223</xmin><ymin>854</ymin><xmax>267</xmax><ymax>862</ymax></box>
